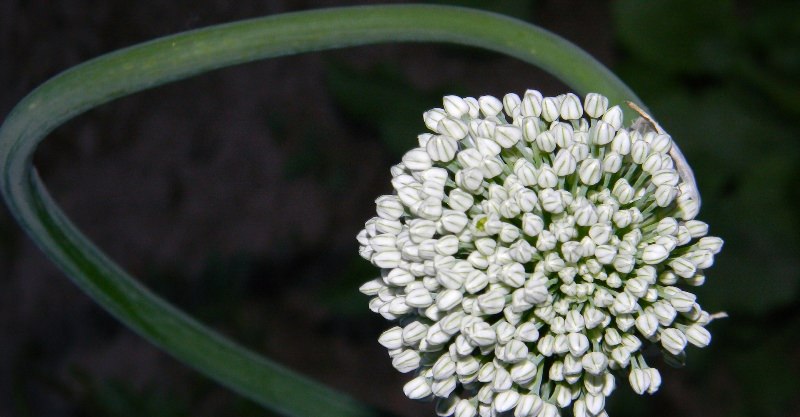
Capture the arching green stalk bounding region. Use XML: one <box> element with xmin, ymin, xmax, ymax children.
<box><xmin>0</xmin><ymin>5</ymin><xmax>643</xmax><ymax>417</ymax></box>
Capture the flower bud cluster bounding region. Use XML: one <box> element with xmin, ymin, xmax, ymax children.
<box><xmin>358</xmin><ymin>91</ymin><xmax>722</xmax><ymax>417</ymax></box>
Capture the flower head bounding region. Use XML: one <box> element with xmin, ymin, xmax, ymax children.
<box><xmin>357</xmin><ymin>91</ymin><xmax>722</xmax><ymax>417</ymax></box>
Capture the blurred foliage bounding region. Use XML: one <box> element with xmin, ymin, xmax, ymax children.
<box><xmin>326</xmin><ymin>62</ymin><xmax>456</xmax><ymax>157</ymax></box>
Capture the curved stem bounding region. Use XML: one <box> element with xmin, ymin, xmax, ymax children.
<box><xmin>0</xmin><ymin>5</ymin><xmax>643</xmax><ymax>417</ymax></box>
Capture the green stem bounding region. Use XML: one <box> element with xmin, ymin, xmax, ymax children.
<box><xmin>0</xmin><ymin>4</ymin><xmax>644</xmax><ymax>417</ymax></box>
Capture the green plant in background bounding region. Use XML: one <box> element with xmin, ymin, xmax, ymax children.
<box><xmin>0</xmin><ymin>4</ymin><xmax>728</xmax><ymax>417</ymax></box>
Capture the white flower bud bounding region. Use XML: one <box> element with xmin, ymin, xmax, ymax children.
<box><xmin>443</xmin><ymin>95</ymin><xmax>470</xmax><ymax>118</ymax></box>
<box><xmin>439</xmin><ymin>210</ymin><xmax>468</xmax><ymax>234</ymax></box>
<box><xmin>603</xmin><ymin>371</ymin><xmax>616</xmax><ymax>397</ymax></box>
<box><xmin>537</xmin><ymin>165</ymin><xmax>558</xmax><ymax>189</ymax></box>
<box><xmin>402</xmin><ymin>147</ymin><xmax>433</xmax><ymax>171</ymax></box>
<box><xmin>359</xmin><ymin>278</ymin><xmax>384</xmax><ymax>296</ymax></box>
<box><xmin>541</xmin><ymin>97</ymin><xmax>561</xmax><ymax>122</ymax></box>
<box><xmin>564</xmin><ymin>354</ymin><xmax>583</xmax><ymax>377</ymax></box>
<box><xmin>582</xmin><ymin>352</ymin><xmax>608</xmax><ymax>375</ymax></box>
<box><xmin>406</xmin><ymin>288</ymin><xmax>434</xmax><ymax>308</ymax></box>
<box><xmin>376</xmin><ymin>195</ymin><xmax>404</xmax><ymax>220</ymax></box>
<box><xmin>613</xmin><ymin>254</ymin><xmax>635</xmax><ymax>274</ymax></box>
<box><xmin>559</xmin><ymin>93</ymin><xmax>583</xmax><ymax>120</ymax></box>
<box><xmin>437</xmin><ymin>289</ymin><xmax>464</xmax><ymax>311</ymax></box>
<box><xmin>667</xmin><ymin>288</ymin><xmax>696</xmax><ymax>312</ymax></box>
<box><xmin>404</xmin><ymin>375</ymin><xmax>432</xmax><ymax>399</ymax></box>
<box><xmin>375</xmin><ymin>218</ymin><xmax>403</xmax><ymax>235</ymax></box>
<box><xmin>685</xmin><ymin>324</ymin><xmax>711</xmax><ymax>347</ymax></box>
<box><xmin>670</xmin><ymin>257</ymin><xmax>696</xmax><ymax>278</ymax></box>
<box><xmin>501</xmin><ymin>262</ymin><xmax>527</xmax><ymax>288</ymax></box>
<box><xmin>550</xmin><ymin>122</ymin><xmax>574</xmax><ymax>148</ymax></box>
<box><xmin>409</xmin><ymin>219</ymin><xmax>436</xmax><ymax>243</ymax></box>
<box><xmin>651</xmin><ymin>169</ymin><xmax>679</xmax><ymax>187</ymax></box>
<box><xmin>417</xmin><ymin>197</ymin><xmax>443</xmax><ymax>220</ymax></box>
<box><xmin>642</xmin><ymin>152</ymin><xmax>663</xmax><ymax>174</ymax></box>
<box><xmin>537</xmin><ymin>334</ymin><xmax>555</xmax><ymax>356</ymax></box>
<box><xmin>378</xmin><ymin>327</ymin><xmax>406</xmax><ymax>352</ymax></box>
<box><xmin>654</xmin><ymin>185</ymin><xmax>677</xmax><ymax>207</ymax></box>
<box><xmin>448</xmin><ymin>188</ymin><xmax>474</xmax><ymax>212</ymax></box>
<box><xmin>697</xmin><ymin>236</ymin><xmax>724</xmax><ymax>254</ymax></box>
<box><xmin>628</xmin><ymin>368</ymin><xmax>651</xmax><ymax>395</ymax></box>
<box><xmin>611</xmin><ymin>346</ymin><xmax>630</xmax><ymax>368</ymax></box>
<box><xmin>432</xmin><ymin>376</ymin><xmax>457</xmax><ymax>397</ymax></box>
<box><xmin>567</xmin><ymin>332</ymin><xmax>590</xmax><ymax>356</ymax></box>
<box><xmin>539</xmin><ymin>402</ymin><xmax>559</xmax><ymax>417</ymax></box>
<box><xmin>646</xmin><ymin>368</ymin><xmax>661</xmax><ymax>394</ymax></box>
<box><xmin>579</xmin><ymin>158</ymin><xmax>603</xmax><ymax>185</ymax></box>
<box><xmin>641</xmin><ymin>244</ymin><xmax>669</xmax><ymax>264</ymax></box>
<box><xmin>553</xmin><ymin>149</ymin><xmax>577</xmax><ymax>176</ymax></box>
<box><xmin>499</xmin><ymin>223</ymin><xmax>521</xmax><ymax>243</ymax></box>
<box><xmin>392</xmin><ymin>349</ymin><xmax>421</xmax><ymax>372</ymax></box>
<box><xmin>623</xmin><ymin>277</ymin><xmax>647</xmax><ymax>299</ymax></box>
<box><xmin>595</xmin><ymin>244</ymin><xmax>617</xmax><ymax>265</ymax></box>
<box><xmin>464</xmin><ymin>321</ymin><xmax>497</xmax><ymax>347</ymax></box>
<box><xmin>464</xmin><ymin>270</ymin><xmax>489</xmax><ymax>294</ymax></box>
<box><xmin>515</xmin><ymin>394</ymin><xmax>543</xmax><ymax>417</ymax></box>
<box><xmin>455</xmin><ymin>167</ymin><xmax>485</xmax><ymax>193</ymax></box>
<box><xmin>613</xmin><ymin>292</ymin><xmax>637</xmax><ymax>315</ymax></box>
<box><xmin>494</xmin><ymin>390</ymin><xmax>520</xmax><ymax>413</ymax></box>
<box><xmin>630</xmin><ymin>140</ymin><xmax>650</xmax><ymax>165</ymax></box>
<box><xmin>584</xmin><ymin>93</ymin><xmax>609</xmax><ymax>118</ymax></box>
<box><xmin>603</xmin><ymin>151</ymin><xmax>623</xmax><ymax>173</ymax></box>
<box><xmin>635</xmin><ymin>312</ymin><xmax>659</xmax><ymax>338</ymax></box>
<box><xmin>493</xmin><ymin>365</ymin><xmax>513</xmax><ymax>391</ymax></box>
<box><xmin>660</xmin><ymin>328</ymin><xmax>688</xmax><ymax>355</ymax></box>
<box><xmin>418</xmin><ymin>133</ymin><xmax>434</xmax><ymax>147</ymax></box>
<box><xmin>403</xmin><ymin>321</ymin><xmax>428</xmax><ymax>346</ymax></box>
<box><xmin>685</xmin><ymin>220</ymin><xmax>709</xmax><ymax>238</ymax></box>
<box><xmin>438</xmin><ymin>116</ymin><xmax>469</xmax><ymax>139</ymax></box>
<box><xmin>458</xmin><ymin>148</ymin><xmax>483</xmax><ymax>168</ymax></box>
<box><xmin>478</xmin><ymin>95</ymin><xmax>503</xmax><ymax>117</ymax></box>
<box><xmin>495</xmin><ymin>125</ymin><xmax>523</xmax><ymax>148</ymax></box>
<box><xmin>426</xmin><ymin>135</ymin><xmax>459</xmax><ymax>162</ymax></box>
<box><xmin>653</xmin><ymin>301</ymin><xmax>677</xmax><ymax>326</ymax></box>
<box><xmin>611</xmin><ymin>129</ymin><xmax>631</xmax><ymax>155</ymax></box>
<box><xmin>456</xmin><ymin>356</ymin><xmax>481</xmax><ymax>377</ymax></box>
<box><xmin>675</xmin><ymin>226</ymin><xmax>692</xmax><ymax>245</ymax></box>
<box><xmin>386</xmin><ymin>268</ymin><xmax>415</xmax><ymax>286</ymax></box>
<box><xmin>503</xmin><ymin>93</ymin><xmax>522</xmax><ymax>117</ymax></box>
<box><xmin>554</xmin><ymin>383</ymin><xmax>573</xmax><ymax>408</ymax></box>
<box><xmin>436</xmin><ymin>268</ymin><xmax>463</xmax><ymax>290</ymax></box>
<box><xmin>540</xmin><ymin>189</ymin><xmax>564</xmax><ymax>213</ymax></box>
<box><xmin>476</xmin><ymin>137</ymin><xmax>502</xmax><ymax>157</ymax></box>
<box><xmin>423</xmin><ymin>108</ymin><xmax>447</xmax><ymax>131</ymax></box>
<box><xmin>455</xmin><ymin>399</ymin><xmax>477</xmax><ymax>417</ymax></box>
<box><xmin>518</xmin><ymin>213</ymin><xmax>543</xmax><ymax>237</ymax></box>
<box><xmin>602</xmin><ymin>105</ymin><xmax>623</xmax><ymax>129</ymax></box>
<box><xmin>592</xmin><ymin>120</ymin><xmax>616</xmax><ymax>146</ymax></box>
<box><xmin>535</xmin><ymin>130</ymin><xmax>557</xmax><ymax>153</ymax></box>
<box><xmin>585</xmin><ymin>393</ymin><xmax>605</xmax><ymax>416</ymax></box>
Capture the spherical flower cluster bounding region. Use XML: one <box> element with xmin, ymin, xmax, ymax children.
<box><xmin>357</xmin><ymin>91</ymin><xmax>723</xmax><ymax>417</ymax></box>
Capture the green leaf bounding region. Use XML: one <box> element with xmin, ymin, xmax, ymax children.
<box><xmin>326</xmin><ymin>63</ymin><xmax>449</xmax><ymax>157</ymax></box>
<box><xmin>0</xmin><ymin>5</ymin><xmax>643</xmax><ymax>416</ymax></box>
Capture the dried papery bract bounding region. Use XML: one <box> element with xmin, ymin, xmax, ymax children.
<box><xmin>358</xmin><ymin>91</ymin><xmax>722</xmax><ymax>417</ymax></box>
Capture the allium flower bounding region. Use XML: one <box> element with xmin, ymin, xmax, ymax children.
<box><xmin>357</xmin><ymin>91</ymin><xmax>723</xmax><ymax>417</ymax></box>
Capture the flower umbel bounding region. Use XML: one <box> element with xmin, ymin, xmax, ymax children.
<box><xmin>358</xmin><ymin>91</ymin><xmax>722</xmax><ymax>417</ymax></box>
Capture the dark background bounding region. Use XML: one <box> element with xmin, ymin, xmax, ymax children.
<box><xmin>1</xmin><ymin>0</ymin><xmax>798</xmax><ymax>416</ymax></box>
